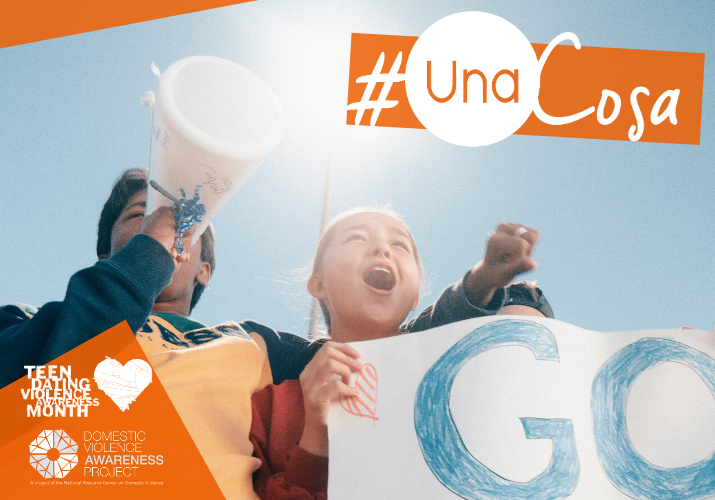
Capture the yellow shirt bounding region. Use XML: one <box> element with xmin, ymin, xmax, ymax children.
<box><xmin>138</xmin><ymin>314</ymin><xmax>272</xmax><ymax>500</ymax></box>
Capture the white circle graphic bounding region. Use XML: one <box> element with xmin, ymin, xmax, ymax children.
<box><xmin>29</xmin><ymin>429</ymin><xmax>78</xmax><ymax>478</ymax></box>
<box><xmin>405</xmin><ymin>12</ymin><xmax>539</xmax><ymax>147</ymax></box>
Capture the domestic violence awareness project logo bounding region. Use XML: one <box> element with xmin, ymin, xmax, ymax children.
<box><xmin>29</xmin><ymin>429</ymin><xmax>79</xmax><ymax>479</ymax></box>
<box><xmin>346</xmin><ymin>11</ymin><xmax>705</xmax><ymax>146</ymax></box>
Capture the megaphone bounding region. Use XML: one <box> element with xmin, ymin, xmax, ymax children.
<box><xmin>145</xmin><ymin>56</ymin><xmax>284</xmax><ymax>245</ymax></box>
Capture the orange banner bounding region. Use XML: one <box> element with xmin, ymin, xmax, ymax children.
<box><xmin>0</xmin><ymin>322</ymin><xmax>224</xmax><ymax>499</ymax></box>
<box><xmin>346</xmin><ymin>33</ymin><xmax>705</xmax><ymax>145</ymax></box>
<box><xmin>0</xmin><ymin>1</ymin><xmax>254</xmax><ymax>49</ymax></box>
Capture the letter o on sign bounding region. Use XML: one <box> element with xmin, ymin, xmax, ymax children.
<box><xmin>592</xmin><ymin>338</ymin><xmax>715</xmax><ymax>499</ymax></box>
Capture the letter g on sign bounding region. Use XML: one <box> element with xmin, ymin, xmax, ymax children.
<box><xmin>414</xmin><ymin>320</ymin><xmax>580</xmax><ymax>500</ymax></box>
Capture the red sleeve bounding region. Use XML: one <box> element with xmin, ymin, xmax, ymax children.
<box><xmin>250</xmin><ymin>380</ymin><xmax>328</xmax><ymax>500</ymax></box>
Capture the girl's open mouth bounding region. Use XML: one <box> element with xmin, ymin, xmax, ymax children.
<box><xmin>363</xmin><ymin>267</ymin><xmax>395</xmax><ymax>291</ymax></box>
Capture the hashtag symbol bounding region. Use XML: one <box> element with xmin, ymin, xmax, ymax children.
<box><xmin>347</xmin><ymin>52</ymin><xmax>405</xmax><ymax>126</ymax></box>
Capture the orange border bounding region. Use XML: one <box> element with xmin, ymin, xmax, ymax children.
<box><xmin>0</xmin><ymin>1</ymin><xmax>255</xmax><ymax>49</ymax></box>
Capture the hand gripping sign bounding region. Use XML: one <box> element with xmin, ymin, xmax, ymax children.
<box><xmin>328</xmin><ymin>317</ymin><xmax>715</xmax><ymax>499</ymax></box>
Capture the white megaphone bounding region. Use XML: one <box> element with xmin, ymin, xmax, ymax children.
<box><xmin>145</xmin><ymin>56</ymin><xmax>283</xmax><ymax>245</ymax></box>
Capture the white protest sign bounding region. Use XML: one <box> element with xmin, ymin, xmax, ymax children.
<box><xmin>328</xmin><ymin>316</ymin><xmax>715</xmax><ymax>500</ymax></box>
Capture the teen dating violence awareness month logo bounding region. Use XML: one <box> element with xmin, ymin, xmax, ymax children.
<box><xmin>346</xmin><ymin>12</ymin><xmax>704</xmax><ymax>146</ymax></box>
<box><xmin>22</xmin><ymin>364</ymin><xmax>99</xmax><ymax>418</ymax></box>
<box><xmin>29</xmin><ymin>429</ymin><xmax>79</xmax><ymax>479</ymax></box>
<box><xmin>94</xmin><ymin>358</ymin><xmax>152</xmax><ymax>412</ymax></box>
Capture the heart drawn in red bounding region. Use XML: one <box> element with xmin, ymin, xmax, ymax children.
<box><xmin>339</xmin><ymin>363</ymin><xmax>379</xmax><ymax>421</ymax></box>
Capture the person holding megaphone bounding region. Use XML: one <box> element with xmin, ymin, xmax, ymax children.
<box><xmin>0</xmin><ymin>168</ymin><xmax>306</xmax><ymax>500</ymax></box>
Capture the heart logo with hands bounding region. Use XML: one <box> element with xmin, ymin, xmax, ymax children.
<box><xmin>339</xmin><ymin>363</ymin><xmax>379</xmax><ymax>421</ymax></box>
<box><xmin>94</xmin><ymin>357</ymin><xmax>152</xmax><ymax>411</ymax></box>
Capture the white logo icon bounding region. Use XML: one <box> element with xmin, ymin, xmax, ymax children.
<box><xmin>29</xmin><ymin>429</ymin><xmax>78</xmax><ymax>478</ymax></box>
<box><xmin>405</xmin><ymin>11</ymin><xmax>540</xmax><ymax>147</ymax></box>
<box><xmin>94</xmin><ymin>357</ymin><xmax>152</xmax><ymax>411</ymax></box>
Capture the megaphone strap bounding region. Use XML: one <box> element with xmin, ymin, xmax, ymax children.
<box><xmin>149</xmin><ymin>180</ymin><xmax>207</xmax><ymax>254</ymax></box>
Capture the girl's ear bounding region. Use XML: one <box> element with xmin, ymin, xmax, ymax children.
<box><xmin>307</xmin><ymin>273</ymin><xmax>329</xmax><ymax>300</ymax></box>
<box><xmin>411</xmin><ymin>295</ymin><xmax>420</xmax><ymax>312</ymax></box>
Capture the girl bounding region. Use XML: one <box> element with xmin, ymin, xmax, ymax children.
<box><xmin>250</xmin><ymin>208</ymin><xmax>540</xmax><ymax>500</ymax></box>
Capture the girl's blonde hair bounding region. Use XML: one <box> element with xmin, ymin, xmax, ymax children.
<box><xmin>310</xmin><ymin>207</ymin><xmax>425</xmax><ymax>332</ymax></box>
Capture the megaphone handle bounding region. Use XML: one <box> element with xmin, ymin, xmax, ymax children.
<box><xmin>149</xmin><ymin>180</ymin><xmax>191</xmax><ymax>255</ymax></box>
<box><xmin>149</xmin><ymin>180</ymin><xmax>180</xmax><ymax>203</ymax></box>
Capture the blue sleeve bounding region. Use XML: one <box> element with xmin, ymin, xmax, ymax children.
<box><xmin>0</xmin><ymin>234</ymin><xmax>174</xmax><ymax>388</ymax></box>
<box><xmin>402</xmin><ymin>271</ymin><xmax>506</xmax><ymax>333</ymax></box>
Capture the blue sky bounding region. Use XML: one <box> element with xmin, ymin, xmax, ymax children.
<box><xmin>1</xmin><ymin>0</ymin><xmax>713</xmax><ymax>334</ymax></box>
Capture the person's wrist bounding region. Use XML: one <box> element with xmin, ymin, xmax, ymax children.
<box><xmin>141</xmin><ymin>228</ymin><xmax>175</xmax><ymax>254</ymax></box>
<box><xmin>466</xmin><ymin>264</ymin><xmax>498</xmax><ymax>307</ymax></box>
<box><xmin>140</xmin><ymin>207</ymin><xmax>180</xmax><ymax>256</ymax></box>
<box><xmin>299</xmin><ymin>419</ymin><xmax>329</xmax><ymax>457</ymax></box>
